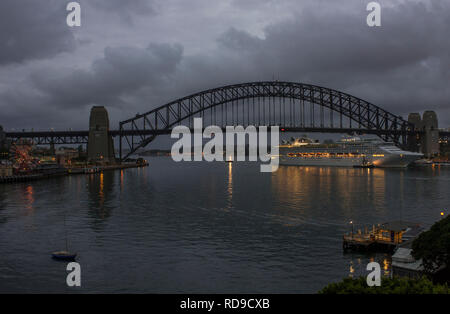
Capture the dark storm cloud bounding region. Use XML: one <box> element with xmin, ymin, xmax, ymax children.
<box><xmin>31</xmin><ymin>43</ymin><xmax>183</xmax><ymax>109</ymax></box>
<box><xmin>216</xmin><ymin>1</ymin><xmax>447</xmax><ymax>81</ymax></box>
<box><xmin>213</xmin><ymin>0</ymin><xmax>450</xmax><ymax>120</ymax></box>
<box><xmin>88</xmin><ymin>0</ymin><xmax>155</xmax><ymax>13</ymax></box>
<box><xmin>0</xmin><ymin>0</ymin><xmax>449</xmax><ymax>130</ymax></box>
<box><xmin>86</xmin><ymin>0</ymin><xmax>157</xmax><ymax>24</ymax></box>
<box><xmin>0</xmin><ymin>0</ymin><xmax>76</xmax><ymax>65</ymax></box>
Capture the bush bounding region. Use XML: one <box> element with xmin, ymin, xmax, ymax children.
<box><xmin>412</xmin><ymin>215</ymin><xmax>450</xmax><ymax>273</ymax></box>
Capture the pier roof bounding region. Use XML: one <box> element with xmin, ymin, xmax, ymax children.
<box><xmin>380</xmin><ymin>221</ymin><xmax>421</xmax><ymax>232</ymax></box>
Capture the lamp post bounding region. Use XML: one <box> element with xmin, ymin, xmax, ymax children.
<box><xmin>350</xmin><ymin>220</ymin><xmax>353</xmax><ymax>239</ymax></box>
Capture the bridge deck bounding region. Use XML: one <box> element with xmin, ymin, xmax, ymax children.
<box><xmin>6</xmin><ymin>127</ymin><xmax>429</xmax><ymax>139</ymax></box>
<box><xmin>4</xmin><ymin>128</ymin><xmax>445</xmax><ymax>146</ymax></box>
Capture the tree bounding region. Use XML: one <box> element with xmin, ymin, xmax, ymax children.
<box><xmin>412</xmin><ymin>215</ymin><xmax>450</xmax><ymax>273</ymax></box>
<box><xmin>319</xmin><ymin>276</ymin><xmax>449</xmax><ymax>294</ymax></box>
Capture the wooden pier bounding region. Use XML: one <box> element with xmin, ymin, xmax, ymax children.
<box><xmin>343</xmin><ymin>221</ymin><xmax>423</xmax><ymax>253</ymax></box>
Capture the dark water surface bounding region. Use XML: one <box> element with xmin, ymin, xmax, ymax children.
<box><xmin>0</xmin><ymin>158</ymin><xmax>448</xmax><ymax>293</ymax></box>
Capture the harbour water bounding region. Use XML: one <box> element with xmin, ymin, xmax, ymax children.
<box><xmin>0</xmin><ymin>157</ymin><xmax>448</xmax><ymax>293</ymax></box>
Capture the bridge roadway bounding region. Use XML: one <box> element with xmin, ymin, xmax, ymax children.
<box><xmin>6</xmin><ymin>127</ymin><xmax>444</xmax><ymax>145</ymax></box>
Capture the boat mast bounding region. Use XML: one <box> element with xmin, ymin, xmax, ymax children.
<box><xmin>64</xmin><ymin>212</ymin><xmax>68</xmax><ymax>251</ymax></box>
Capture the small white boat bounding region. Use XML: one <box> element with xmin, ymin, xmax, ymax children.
<box><xmin>413</xmin><ymin>159</ymin><xmax>434</xmax><ymax>166</ymax></box>
<box><xmin>52</xmin><ymin>251</ymin><xmax>77</xmax><ymax>261</ymax></box>
<box><xmin>52</xmin><ymin>213</ymin><xmax>76</xmax><ymax>261</ymax></box>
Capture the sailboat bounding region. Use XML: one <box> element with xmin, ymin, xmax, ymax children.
<box><xmin>52</xmin><ymin>213</ymin><xmax>77</xmax><ymax>261</ymax></box>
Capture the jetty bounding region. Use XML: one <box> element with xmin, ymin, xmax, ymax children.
<box><xmin>0</xmin><ymin>174</ymin><xmax>44</xmax><ymax>183</ymax></box>
<box><xmin>343</xmin><ymin>221</ymin><xmax>423</xmax><ymax>253</ymax></box>
<box><xmin>0</xmin><ymin>160</ymin><xmax>148</xmax><ymax>184</ymax></box>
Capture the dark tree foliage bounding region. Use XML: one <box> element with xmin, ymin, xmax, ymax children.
<box><xmin>412</xmin><ymin>215</ymin><xmax>450</xmax><ymax>273</ymax></box>
<box><xmin>319</xmin><ymin>276</ymin><xmax>450</xmax><ymax>294</ymax></box>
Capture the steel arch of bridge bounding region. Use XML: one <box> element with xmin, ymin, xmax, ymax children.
<box><xmin>119</xmin><ymin>81</ymin><xmax>413</xmax><ymax>160</ymax></box>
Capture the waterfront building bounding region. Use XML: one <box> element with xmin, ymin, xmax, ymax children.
<box><xmin>0</xmin><ymin>125</ymin><xmax>5</xmax><ymax>145</ymax></box>
<box><xmin>391</xmin><ymin>240</ymin><xmax>447</xmax><ymax>280</ymax></box>
<box><xmin>0</xmin><ymin>125</ymin><xmax>10</xmax><ymax>159</ymax></box>
<box><xmin>0</xmin><ymin>164</ymin><xmax>13</xmax><ymax>177</ymax></box>
<box><xmin>391</xmin><ymin>241</ymin><xmax>424</xmax><ymax>279</ymax></box>
<box><xmin>55</xmin><ymin>148</ymin><xmax>79</xmax><ymax>166</ymax></box>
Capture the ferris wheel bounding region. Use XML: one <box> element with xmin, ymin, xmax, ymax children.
<box><xmin>9</xmin><ymin>139</ymin><xmax>39</xmax><ymax>172</ymax></box>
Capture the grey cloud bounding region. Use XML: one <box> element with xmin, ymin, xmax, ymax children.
<box><xmin>0</xmin><ymin>0</ymin><xmax>449</xmax><ymax>131</ymax></box>
<box><xmin>0</xmin><ymin>0</ymin><xmax>76</xmax><ymax>65</ymax></box>
<box><xmin>212</xmin><ymin>0</ymin><xmax>450</xmax><ymax>123</ymax></box>
<box><xmin>218</xmin><ymin>1</ymin><xmax>446</xmax><ymax>75</ymax></box>
<box><xmin>217</xmin><ymin>28</ymin><xmax>263</xmax><ymax>52</ymax></box>
<box><xmin>30</xmin><ymin>43</ymin><xmax>183</xmax><ymax>110</ymax></box>
<box><xmin>84</xmin><ymin>0</ymin><xmax>157</xmax><ymax>25</ymax></box>
<box><xmin>0</xmin><ymin>84</ymin><xmax>87</xmax><ymax>131</ymax></box>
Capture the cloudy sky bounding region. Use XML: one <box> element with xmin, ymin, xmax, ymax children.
<box><xmin>0</xmin><ymin>0</ymin><xmax>449</xmax><ymax>133</ymax></box>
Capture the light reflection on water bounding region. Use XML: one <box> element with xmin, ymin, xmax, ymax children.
<box><xmin>227</xmin><ymin>162</ymin><xmax>233</xmax><ymax>211</ymax></box>
<box><xmin>0</xmin><ymin>158</ymin><xmax>448</xmax><ymax>293</ymax></box>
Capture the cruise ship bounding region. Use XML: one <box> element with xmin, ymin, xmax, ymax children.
<box><xmin>279</xmin><ymin>136</ymin><xmax>423</xmax><ymax>168</ymax></box>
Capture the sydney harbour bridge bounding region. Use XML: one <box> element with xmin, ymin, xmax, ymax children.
<box><xmin>3</xmin><ymin>81</ymin><xmax>449</xmax><ymax>161</ymax></box>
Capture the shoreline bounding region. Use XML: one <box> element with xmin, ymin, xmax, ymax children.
<box><xmin>0</xmin><ymin>162</ymin><xmax>148</xmax><ymax>184</ymax></box>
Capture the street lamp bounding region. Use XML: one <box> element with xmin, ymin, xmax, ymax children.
<box><xmin>350</xmin><ymin>220</ymin><xmax>354</xmax><ymax>239</ymax></box>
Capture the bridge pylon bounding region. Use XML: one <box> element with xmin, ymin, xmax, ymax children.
<box><xmin>407</xmin><ymin>113</ymin><xmax>422</xmax><ymax>152</ymax></box>
<box><xmin>87</xmin><ymin>106</ymin><xmax>115</xmax><ymax>163</ymax></box>
<box><xmin>422</xmin><ymin>111</ymin><xmax>440</xmax><ymax>158</ymax></box>
<box><xmin>407</xmin><ymin>111</ymin><xmax>440</xmax><ymax>158</ymax></box>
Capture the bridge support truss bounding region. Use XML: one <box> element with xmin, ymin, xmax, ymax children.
<box><xmin>118</xmin><ymin>81</ymin><xmax>414</xmax><ymax>160</ymax></box>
